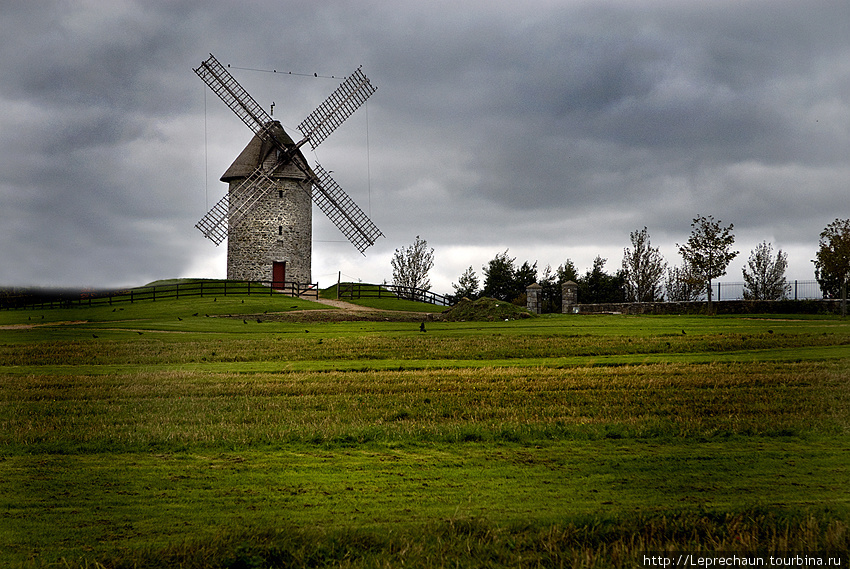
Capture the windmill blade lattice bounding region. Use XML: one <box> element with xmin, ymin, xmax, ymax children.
<box><xmin>194</xmin><ymin>54</ymin><xmax>274</xmax><ymax>142</ymax></box>
<box><xmin>194</xmin><ymin>194</ymin><xmax>229</xmax><ymax>245</ymax></box>
<box><xmin>194</xmin><ymin>166</ymin><xmax>278</xmax><ymax>245</ymax></box>
<box><xmin>297</xmin><ymin>67</ymin><xmax>377</xmax><ymax>150</ymax></box>
<box><xmin>311</xmin><ymin>163</ymin><xmax>383</xmax><ymax>254</ymax></box>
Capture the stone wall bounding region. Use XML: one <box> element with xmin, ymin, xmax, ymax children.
<box><xmin>227</xmin><ymin>177</ymin><xmax>312</xmax><ymax>284</ymax></box>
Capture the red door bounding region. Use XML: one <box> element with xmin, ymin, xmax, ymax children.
<box><xmin>272</xmin><ymin>261</ymin><xmax>286</xmax><ymax>290</ymax></box>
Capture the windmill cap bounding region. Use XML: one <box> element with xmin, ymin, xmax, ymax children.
<box><xmin>220</xmin><ymin>121</ymin><xmax>314</xmax><ymax>182</ymax></box>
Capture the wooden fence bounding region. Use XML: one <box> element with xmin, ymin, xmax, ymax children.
<box><xmin>337</xmin><ymin>282</ymin><xmax>450</xmax><ymax>306</ymax></box>
<box><xmin>0</xmin><ymin>279</ymin><xmax>318</xmax><ymax>310</ymax></box>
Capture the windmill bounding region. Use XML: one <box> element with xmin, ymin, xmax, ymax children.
<box><xmin>194</xmin><ymin>53</ymin><xmax>383</xmax><ymax>286</ymax></box>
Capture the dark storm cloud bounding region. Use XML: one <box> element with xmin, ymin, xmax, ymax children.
<box><xmin>0</xmin><ymin>0</ymin><xmax>847</xmax><ymax>289</ymax></box>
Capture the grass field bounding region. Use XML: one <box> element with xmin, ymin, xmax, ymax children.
<box><xmin>0</xmin><ymin>291</ymin><xmax>848</xmax><ymax>568</ymax></box>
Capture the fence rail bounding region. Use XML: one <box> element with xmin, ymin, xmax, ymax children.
<box><xmin>0</xmin><ymin>279</ymin><xmax>318</xmax><ymax>310</ymax></box>
<box><xmin>338</xmin><ymin>283</ymin><xmax>451</xmax><ymax>306</ymax></box>
<box><xmin>701</xmin><ymin>280</ymin><xmax>824</xmax><ymax>301</ymax></box>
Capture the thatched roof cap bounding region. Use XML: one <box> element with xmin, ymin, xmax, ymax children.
<box><xmin>220</xmin><ymin>121</ymin><xmax>314</xmax><ymax>182</ymax></box>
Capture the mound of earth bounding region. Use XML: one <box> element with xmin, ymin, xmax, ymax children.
<box><xmin>441</xmin><ymin>297</ymin><xmax>534</xmax><ymax>322</ymax></box>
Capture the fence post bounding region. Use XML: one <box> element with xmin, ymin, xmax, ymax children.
<box><xmin>794</xmin><ymin>280</ymin><xmax>798</xmax><ymax>301</ymax></box>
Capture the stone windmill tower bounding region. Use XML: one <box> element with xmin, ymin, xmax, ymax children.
<box><xmin>194</xmin><ymin>54</ymin><xmax>383</xmax><ymax>286</ymax></box>
<box><xmin>219</xmin><ymin>122</ymin><xmax>313</xmax><ymax>283</ymax></box>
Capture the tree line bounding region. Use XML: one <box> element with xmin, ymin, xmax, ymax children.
<box><xmin>391</xmin><ymin>217</ymin><xmax>850</xmax><ymax>315</ymax></box>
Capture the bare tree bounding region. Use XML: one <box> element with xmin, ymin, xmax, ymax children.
<box><xmin>742</xmin><ymin>242</ymin><xmax>790</xmax><ymax>300</ymax></box>
<box><xmin>622</xmin><ymin>227</ymin><xmax>667</xmax><ymax>302</ymax></box>
<box><xmin>677</xmin><ymin>215</ymin><xmax>738</xmax><ymax>310</ymax></box>
<box><xmin>391</xmin><ymin>236</ymin><xmax>435</xmax><ymax>299</ymax></box>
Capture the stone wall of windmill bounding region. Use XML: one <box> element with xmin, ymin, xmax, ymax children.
<box><xmin>226</xmin><ymin>174</ymin><xmax>312</xmax><ymax>285</ymax></box>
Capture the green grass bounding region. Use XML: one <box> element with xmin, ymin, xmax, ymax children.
<box><xmin>1</xmin><ymin>293</ymin><xmax>849</xmax><ymax>567</ymax></box>
<box><xmin>1</xmin><ymin>290</ymin><xmax>328</xmax><ymax>325</ymax></box>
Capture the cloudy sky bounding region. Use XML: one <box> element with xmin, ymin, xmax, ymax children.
<box><xmin>1</xmin><ymin>0</ymin><xmax>848</xmax><ymax>294</ymax></box>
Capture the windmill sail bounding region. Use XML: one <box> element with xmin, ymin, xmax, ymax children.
<box><xmin>194</xmin><ymin>54</ymin><xmax>275</xmax><ymax>142</ymax></box>
<box><xmin>311</xmin><ymin>163</ymin><xmax>383</xmax><ymax>254</ymax></box>
<box><xmin>195</xmin><ymin>167</ymin><xmax>278</xmax><ymax>246</ymax></box>
<box><xmin>194</xmin><ymin>194</ymin><xmax>229</xmax><ymax>246</ymax></box>
<box><xmin>297</xmin><ymin>67</ymin><xmax>377</xmax><ymax>149</ymax></box>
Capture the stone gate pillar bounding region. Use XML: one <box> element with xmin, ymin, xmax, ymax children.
<box><xmin>526</xmin><ymin>283</ymin><xmax>542</xmax><ymax>314</ymax></box>
<box><xmin>562</xmin><ymin>280</ymin><xmax>578</xmax><ymax>313</ymax></box>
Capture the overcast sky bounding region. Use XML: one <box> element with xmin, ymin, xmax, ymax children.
<box><xmin>1</xmin><ymin>0</ymin><xmax>848</xmax><ymax>293</ymax></box>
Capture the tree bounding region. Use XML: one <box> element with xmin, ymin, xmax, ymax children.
<box><xmin>813</xmin><ymin>218</ymin><xmax>850</xmax><ymax>317</ymax></box>
<box><xmin>577</xmin><ymin>256</ymin><xmax>626</xmax><ymax>304</ymax></box>
<box><xmin>664</xmin><ymin>264</ymin><xmax>703</xmax><ymax>302</ymax></box>
<box><xmin>677</xmin><ymin>215</ymin><xmax>738</xmax><ymax>309</ymax></box>
<box><xmin>481</xmin><ymin>250</ymin><xmax>517</xmax><ymax>301</ymax></box>
<box><xmin>391</xmin><ymin>236</ymin><xmax>434</xmax><ymax>299</ymax></box>
<box><xmin>556</xmin><ymin>259</ymin><xmax>579</xmax><ymax>284</ymax></box>
<box><xmin>538</xmin><ymin>260</ymin><xmax>579</xmax><ymax>313</ymax></box>
<box><xmin>481</xmin><ymin>251</ymin><xmax>537</xmax><ymax>304</ymax></box>
<box><xmin>450</xmin><ymin>266</ymin><xmax>479</xmax><ymax>302</ymax></box>
<box><xmin>514</xmin><ymin>260</ymin><xmax>538</xmax><ymax>293</ymax></box>
<box><xmin>621</xmin><ymin>227</ymin><xmax>667</xmax><ymax>302</ymax></box>
<box><xmin>742</xmin><ymin>242</ymin><xmax>789</xmax><ymax>300</ymax></box>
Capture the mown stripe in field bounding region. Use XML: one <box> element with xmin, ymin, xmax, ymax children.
<box><xmin>2</xmin><ymin>344</ymin><xmax>847</xmax><ymax>376</ymax></box>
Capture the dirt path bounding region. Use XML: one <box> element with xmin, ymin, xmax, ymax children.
<box><xmin>308</xmin><ymin>298</ymin><xmax>377</xmax><ymax>311</ymax></box>
<box><xmin>0</xmin><ymin>320</ymin><xmax>88</xmax><ymax>330</ymax></box>
<box><xmin>244</xmin><ymin>296</ymin><xmax>443</xmax><ymax>323</ymax></box>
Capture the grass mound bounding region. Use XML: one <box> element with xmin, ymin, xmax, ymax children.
<box><xmin>442</xmin><ymin>296</ymin><xmax>535</xmax><ymax>321</ymax></box>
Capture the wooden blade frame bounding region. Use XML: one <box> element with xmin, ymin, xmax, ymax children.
<box><xmin>194</xmin><ymin>54</ymin><xmax>274</xmax><ymax>142</ymax></box>
<box><xmin>311</xmin><ymin>163</ymin><xmax>384</xmax><ymax>254</ymax></box>
<box><xmin>297</xmin><ymin>67</ymin><xmax>377</xmax><ymax>150</ymax></box>
<box><xmin>194</xmin><ymin>166</ymin><xmax>278</xmax><ymax>246</ymax></box>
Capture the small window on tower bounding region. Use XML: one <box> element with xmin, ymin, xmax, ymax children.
<box><xmin>278</xmin><ymin>226</ymin><xmax>283</xmax><ymax>236</ymax></box>
<box><xmin>278</xmin><ymin>190</ymin><xmax>283</xmax><ymax>198</ymax></box>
